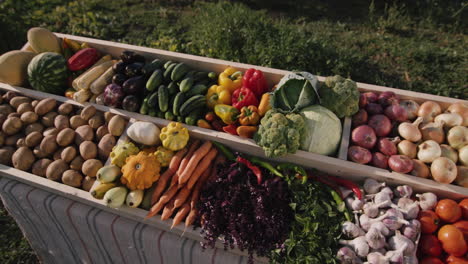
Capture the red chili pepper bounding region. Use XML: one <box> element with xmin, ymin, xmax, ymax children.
<box><xmin>242</xmin><ymin>68</ymin><xmax>268</xmax><ymax>98</ymax></box>
<box><xmin>222</xmin><ymin>124</ymin><xmax>238</xmax><ymax>135</ymax></box>
<box><xmin>308</xmin><ymin>173</ymin><xmax>343</xmax><ymax>198</ymax></box>
<box><xmin>237</xmin><ymin>156</ymin><xmax>262</xmax><ymax>184</ymax></box>
<box><xmin>232</xmin><ymin>87</ymin><xmax>259</xmax><ymax>110</ymax></box>
<box><xmin>67</xmin><ymin>48</ymin><xmax>100</xmax><ymax>71</ymax></box>
<box><xmin>326</xmin><ymin>175</ymin><xmax>362</xmax><ymax>200</ymax></box>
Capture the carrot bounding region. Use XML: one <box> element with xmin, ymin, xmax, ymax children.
<box><xmin>171</xmin><ymin>203</ymin><xmax>191</xmax><ymax>229</ymax></box>
<box><xmin>185</xmin><ymin>208</ymin><xmax>198</xmax><ymax>227</ymax></box>
<box><xmin>187</xmin><ymin>148</ymin><xmax>218</xmax><ymax>189</ymax></box>
<box><xmin>146</xmin><ymin>184</ymin><xmax>179</xmax><ymax>218</ymax></box>
<box><xmin>178</xmin><ymin>141</ymin><xmax>213</xmax><ymax>185</ymax></box>
<box><xmin>170</xmin><ymin>140</ymin><xmax>200</xmax><ymax>187</ymax></box>
<box><xmin>161</xmin><ymin>198</ymin><xmax>176</xmax><ymax>221</ymax></box>
<box><xmin>173</xmin><ymin>186</ymin><xmax>192</xmax><ymax>209</ymax></box>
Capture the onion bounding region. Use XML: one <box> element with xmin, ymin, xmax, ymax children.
<box><xmin>352</xmin><ymin>109</ymin><xmax>368</xmax><ymax>127</ymax></box>
<box><xmin>352</xmin><ymin>125</ymin><xmax>377</xmax><ymax>149</ymax></box>
<box><xmin>368</xmin><ymin>114</ymin><xmax>392</xmax><ymax>137</ymax></box>
<box><xmin>377</xmin><ymin>137</ymin><xmax>400</xmax><ymax>156</ymax></box>
<box><xmin>434</xmin><ymin>113</ymin><xmax>463</xmax><ymax>128</ymax></box>
<box><xmin>420</xmin><ymin>121</ymin><xmax>445</xmax><ymax>144</ymax></box>
<box><xmin>398</xmin><ymin>117</ymin><xmax>423</xmax><ymax>142</ymax></box>
<box><xmin>410</xmin><ymin>159</ymin><xmax>430</xmax><ymax>178</ymax></box>
<box><xmin>417</xmin><ymin>101</ymin><xmax>442</xmax><ymax>122</ymax></box>
<box><xmin>384</xmin><ymin>104</ymin><xmax>408</xmax><ymax>122</ymax></box>
<box><xmin>417</xmin><ymin>140</ymin><xmax>441</xmax><ymax>163</ymax></box>
<box><xmin>455</xmin><ymin>166</ymin><xmax>468</xmax><ymax>187</ymax></box>
<box><xmin>399</xmin><ymin>100</ymin><xmax>420</xmax><ymax>120</ymax></box>
<box><xmin>363</xmin><ymin>92</ymin><xmax>378</xmax><ymax>103</ymax></box>
<box><xmin>397</xmin><ymin>140</ymin><xmax>417</xmax><ymax>158</ymax></box>
<box><xmin>440</xmin><ymin>144</ymin><xmax>458</xmax><ymax>163</ymax></box>
<box><xmin>348</xmin><ymin>146</ymin><xmax>372</xmax><ymax>164</ymax></box>
<box><xmin>378</xmin><ymin>91</ymin><xmax>399</xmax><ymax>106</ymax></box>
<box><xmin>388</xmin><ymin>155</ymin><xmax>414</xmax><ymax>173</ymax></box>
<box><xmin>430</xmin><ymin>157</ymin><xmax>457</xmax><ymax>184</ymax></box>
<box><xmin>366</xmin><ymin>103</ymin><xmax>383</xmax><ymax>115</ymax></box>
<box><xmin>447</xmin><ymin>125</ymin><xmax>468</xmax><ymax>150</ymax></box>
<box><xmin>372</xmin><ymin>152</ymin><xmax>389</xmax><ymax>169</ymax></box>
<box><xmin>447</xmin><ymin>102</ymin><xmax>468</xmax><ymax>126</ymax></box>
<box><xmin>460</xmin><ymin>145</ymin><xmax>468</xmax><ymax>166</ymax></box>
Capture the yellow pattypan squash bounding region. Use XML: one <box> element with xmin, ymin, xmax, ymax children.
<box><xmin>160</xmin><ymin>122</ymin><xmax>189</xmax><ymax>151</ymax></box>
<box><xmin>154</xmin><ymin>146</ymin><xmax>174</xmax><ymax>167</ymax></box>
<box><xmin>110</xmin><ymin>141</ymin><xmax>139</xmax><ymax>167</ymax></box>
<box><xmin>121</xmin><ymin>152</ymin><xmax>160</xmax><ymax>190</ymax></box>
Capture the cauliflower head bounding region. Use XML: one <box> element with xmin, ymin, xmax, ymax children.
<box><xmin>319</xmin><ymin>75</ymin><xmax>359</xmax><ymax>118</ymax></box>
<box><xmin>254</xmin><ymin>109</ymin><xmax>305</xmax><ymax>157</ymax></box>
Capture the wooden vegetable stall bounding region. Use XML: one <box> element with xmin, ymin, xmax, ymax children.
<box><xmin>0</xmin><ymin>33</ymin><xmax>467</xmax><ymax>264</ymax></box>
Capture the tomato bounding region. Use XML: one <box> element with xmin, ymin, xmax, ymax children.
<box><xmin>421</xmin><ymin>257</ymin><xmax>444</xmax><ymax>264</ymax></box>
<box><xmin>454</xmin><ymin>220</ymin><xmax>468</xmax><ymax>241</ymax></box>
<box><xmin>438</xmin><ymin>224</ymin><xmax>468</xmax><ymax>257</ymax></box>
<box><xmin>436</xmin><ymin>199</ymin><xmax>462</xmax><ymax>223</ymax></box>
<box><xmin>419</xmin><ymin>210</ymin><xmax>441</xmax><ymax>234</ymax></box>
<box><xmin>447</xmin><ymin>255</ymin><xmax>468</xmax><ymax>264</ymax></box>
<box><xmin>459</xmin><ymin>199</ymin><xmax>468</xmax><ymax>220</ymax></box>
<box><xmin>419</xmin><ymin>234</ymin><xmax>442</xmax><ymax>256</ymax></box>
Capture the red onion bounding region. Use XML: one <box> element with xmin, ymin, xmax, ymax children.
<box><xmin>399</xmin><ymin>100</ymin><xmax>420</xmax><ymax>120</ymax></box>
<box><xmin>352</xmin><ymin>109</ymin><xmax>368</xmax><ymax>127</ymax></box>
<box><xmin>378</xmin><ymin>91</ymin><xmax>399</xmax><ymax>106</ymax></box>
<box><xmin>384</xmin><ymin>104</ymin><xmax>408</xmax><ymax>122</ymax></box>
<box><xmin>366</xmin><ymin>103</ymin><xmax>383</xmax><ymax>115</ymax></box>
<box><xmin>377</xmin><ymin>137</ymin><xmax>400</xmax><ymax>156</ymax></box>
<box><xmin>348</xmin><ymin>146</ymin><xmax>372</xmax><ymax>164</ymax></box>
<box><xmin>359</xmin><ymin>93</ymin><xmax>368</xmax><ymax>108</ymax></box>
<box><xmin>388</xmin><ymin>155</ymin><xmax>414</xmax><ymax>173</ymax></box>
<box><xmin>352</xmin><ymin>125</ymin><xmax>377</xmax><ymax>149</ymax></box>
<box><xmin>372</xmin><ymin>152</ymin><xmax>389</xmax><ymax>169</ymax></box>
<box><xmin>363</xmin><ymin>92</ymin><xmax>378</xmax><ymax>103</ymax></box>
<box><xmin>368</xmin><ymin>114</ymin><xmax>392</xmax><ymax>137</ymax></box>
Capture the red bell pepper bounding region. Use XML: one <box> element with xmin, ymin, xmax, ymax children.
<box><xmin>237</xmin><ymin>156</ymin><xmax>262</xmax><ymax>184</ymax></box>
<box><xmin>67</xmin><ymin>48</ymin><xmax>100</xmax><ymax>71</ymax></box>
<box><xmin>242</xmin><ymin>68</ymin><xmax>268</xmax><ymax>98</ymax></box>
<box><xmin>232</xmin><ymin>87</ymin><xmax>259</xmax><ymax>110</ymax></box>
<box><xmin>222</xmin><ymin>124</ymin><xmax>238</xmax><ymax>135</ymax></box>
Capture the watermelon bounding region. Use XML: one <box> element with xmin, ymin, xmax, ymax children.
<box><xmin>28</xmin><ymin>52</ymin><xmax>68</xmax><ymax>95</ymax></box>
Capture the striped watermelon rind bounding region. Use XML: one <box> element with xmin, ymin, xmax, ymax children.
<box><xmin>28</xmin><ymin>52</ymin><xmax>68</xmax><ymax>95</ymax></box>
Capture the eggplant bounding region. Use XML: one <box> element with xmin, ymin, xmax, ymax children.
<box><xmin>121</xmin><ymin>50</ymin><xmax>145</xmax><ymax>64</ymax></box>
<box><xmin>112</xmin><ymin>61</ymin><xmax>127</xmax><ymax>74</ymax></box>
<box><xmin>122</xmin><ymin>95</ymin><xmax>140</xmax><ymax>112</ymax></box>
<box><xmin>103</xmin><ymin>84</ymin><xmax>125</xmax><ymax>108</ymax></box>
<box><xmin>112</xmin><ymin>73</ymin><xmax>127</xmax><ymax>86</ymax></box>
<box><xmin>122</xmin><ymin>75</ymin><xmax>145</xmax><ymax>95</ymax></box>
<box><xmin>125</xmin><ymin>62</ymin><xmax>144</xmax><ymax>77</ymax></box>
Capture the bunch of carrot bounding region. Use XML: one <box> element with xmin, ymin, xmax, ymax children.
<box><xmin>146</xmin><ymin>139</ymin><xmax>224</xmax><ymax>229</ymax></box>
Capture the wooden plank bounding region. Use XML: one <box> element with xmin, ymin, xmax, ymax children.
<box><xmin>338</xmin><ymin>117</ymin><xmax>352</xmax><ymax>160</ymax></box>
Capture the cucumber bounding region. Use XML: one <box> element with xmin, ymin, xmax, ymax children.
<box><xmin>179</xmin><ymin>95</ymin><xmax>206</xmax><ymax>117</ymax></box>
<box><xmin>148</xmin><ymin>109</ymin><xmax>157</xmax><ymax>117</ymax></box>
<box><xmin>185</xmin><ymin>109</ymin><xmax>203</xmax><ymax>126</ymax></box>
<box><xmin>184</xmin><ymin>70</ymin><xmax>196</xmax><ymax>79</ymax></box>
<box><xmin>193</xmin><ymin>71</ymin><xmax>209</xmax><ymax>82</ymax></box>
<box><xmin>165</xmin><ymin>111</ymin><xmax>174</xmax><ymax>121</ymax></box>
<box><xmin>139</xmin><ymin>98</ymin><xmax>149</xmax><ymax>115</ymax></box>
<box><xmin>147</xmin><ymin>91</ymin><xmax>159</xmax><ymax>110</ymax></box>
<box><xmin>171</xmin><ymin>62</ymin><xmax>190</xmax><ymax>82</ymax></box>
<box><xmin>185</xmin><ymin>84</ymin><xmax>208</xmax><ymax>97</ymax></box>
<box><xmin>157</xmin><ymin>111</ymin><xmax>165</xmax><ymax>118</ymax></box>
<box><xmin>142</xmin><ymin>59</ymin><xmax>164</xmax><ymax>76</ymax></box>
<box><xmin>158</xmin><ymin>85</ymin><xmax>169</xmax><ymax>112</ymax></box>
<box><xmin>146</xmin><ymin>69</ymin><xmax>163</xmax><ymax>92</ymax></box>
<box><xmin>179</xmin><ymin>77</ymin><xmax>194</xmax><ymax>93</ymax></box>
<box><xmin>208</xmin><ymin>72</ymin><xmax>217</xmax><ymax>79</ymax></box>
<box><xmin>167</xmin><ymin>82</ymin><xmax>179</xmax><ymax>95</ymax></box>
<box><xmin>176</xmin><ymin>116</ymin><xmax>184</xmax><ymax>122</ymax></box>
<box><xmin>172</xmin><ymin>92</ymin><xmax>186</xmax><ymax>116</ymax></box>
<box><xmin>163</xmin><ymin>63</ymin><xmax>177</xmax><ymax>81</ymax></box>
<box><xmin>164</xmin><ymin>60</ymin><xmax>174</xmax><ymax>69</ymax></box>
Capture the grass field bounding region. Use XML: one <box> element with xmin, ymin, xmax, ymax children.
<box><xmin>0</xmin><ymin>0</ymin><xmax>466</xmax><ymax>262</ymax></box>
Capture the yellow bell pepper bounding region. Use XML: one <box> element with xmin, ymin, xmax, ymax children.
<box><xmin>218</xmin><ymin>67</ymin><xmax>242</xmax><ymax>93</ymax></box>
<box><xmin>214</xmin><ymin>104</ymin><xmax>239</xmax><ymax>125</ymax></box>
<box><xmin>206</xmin><ymin>84</ymin><xmax>231</xmax><ymax>108</ymax></box>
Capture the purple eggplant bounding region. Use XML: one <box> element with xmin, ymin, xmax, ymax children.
<box><xmin>122</xmin><ymin>75</ymin><xmax>145</xmax><ymax>94</ymax></box>
<box><xmin>122</xmin><ymin>95</ymin><xmax>140</xmax><ymax>112</ymax></box>
<box><xmin>103</xmin><ymin>84</ymin><xmax>125</xmax><ymax>107</ymax></box>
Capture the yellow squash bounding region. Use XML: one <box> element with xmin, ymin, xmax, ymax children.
<box><xmin>121</xmin><ymin>152</ymin><xmax>161</xmax><ymax>191</ymax></box>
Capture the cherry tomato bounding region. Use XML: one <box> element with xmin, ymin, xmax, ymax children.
<box><xmin>421</xmin><ymin>257</ymin><xmax>444</xmax><ymax>264</ymax></box>
<box><xmin>447</xmin><ymin>255</ymin><xmax>468</xmax><ymax>264</ymax></box>
<box><xmin>459</xmin><ymin>199</ymin><xmax>468</xmax><ymax>220</ymax></box>
<box><xmin>454</xmin><ymin>220</ymin><xmax>468</xmax><ymax>241</ymax></box>
<box><xmin>436</xmin><ymin>199</ymin><xmax>462</xmax><ymax>223</ymax></box>
<box><xmin>438</xmin><ymin>224</ymin><xmax>468</xmax><ymax>257</ymax></box>
<box><xmin>419</xmin><ymin>234</ymin><xmax>442</xmax><ymax>256</ymax></box>
<box><xmin>419</xmin><ymin>210</ymin><xmax>440</xmax><ymax>234</ymax></box>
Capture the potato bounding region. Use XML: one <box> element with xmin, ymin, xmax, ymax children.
<box><xmin>58</xmin><ymin>103</ymin><xmax>73</xmax><ymax>115</ymax></box>
<box><xmin>10</xmin><ymin>96</ymin><xmax>31</xmax><ymax>109</ymax></box>
<box><xmin>80</xmin><ymin>105</ymin><xmax>96</xmax><ymax>121</ymax></box>
<box><xmin>70</xmin><ymin>156</ymin><xmax>84</xmax><ymax>171</ymax></box>
<box><xmin>33</xmin><ymin>145</ymin><xmax>48</xmax><ymax>159</ymax></box>
<box><xmin>75</xmin><ymin>125</ymin><xmax>94</xmax><ymax>145</ymax></box>
<box><xmin>0</xmin><ymin>146</ymin><xmax>15</xmax><ymax>165</ymax></box>
<box><xmin>56</xmin><ymin>128</ymin><xmax>75</xmax><ymax>147</ymax></box>
<box><xmin>61</xmin><ymin>146</ymin><xmax>77</xmax><ymax>163</ymax></box>
<box><xmin>0</xmin><ymin>131</ymin><xmax>4</xmax><ymax>146</ymax></box>
<box><xmin>79</xmin><ymin>141</ymin><xmax>97</xmax><ymax>160</ymax></box>
<box><xmin>98</xmin><ymin>134</ymin><xmax>116</xmax><ymax>160</ymax></box>
<box><xmin>12</xmin><ymin>147</ymin><xmax>35</xmax><ymax>171</ymax></box>
<box><xmin>46</xmin><ymin>159</ymin><xmax>68</xmax><ymax>181</ymax></box>
<box><xmin>39</xmin><ymin>135</ymin><xmax>58</xmax><ymax>154</ymax></box>
<box><xmin>108</xmin><ymin>115</ymin><xmax>126</xmax><ymax>136</ymax></box>
<box><xmin>2</xmin><ymin>117</ymin><xmax>22</xmax><ymax>135</ymax></box>
<box><xmin>31</xmin><ymin>158</ymin><xmax>52</xmax><ymax>177</ymax></box>
<box><xmin>53</xmin><ymin>147</ymin><xmax>64</xmax><ymax>160</ymax></box>
<box><xmin>70</xmin><ymin>115</ymin><xmax>87</xmax><ymax>129</ymax></box>
<box><xmin>54</xmin><ymin>115</ymin><xmax>70</xmax><ymax>130</ymax></box>
<box><xmin>4</xmin><ymin>91</ymin><xmax>18</xmax><ymax>102</ymax></box>
<box><xmin>43</xmin><ymin>127</ymin><xmax>58</xmax><ymax>137</ymax></box>
<box><xmin>81</xmin><ymin>159</ymin><xmax>103</xmax><ymax>177</ymax></box>
<box><xmin>62</xmin><ymin>170</ymin><xmax>83</xmax><ymax>187</ymax></box>
<box><xmin>104</xmin><ymin>112</ymin><xmax>115</xmax><ymax>124</ymax></box>
<box><xmin>8</xmin><ymin>112</ymin><xmax>20</xmax><ymax>118</ymax></box>
<box><xmin>16</xmin><ymin>102</ymin><xmax>33</xmax><ymax>114</ymax></box>
<box><xmin>35</xmin><ymin>98</ymin><xmax>57</xmax><ymax>116</ymax></box>
<box><xmin>0</xmin><ymin>105</ymin><xmax>14</xmax><ymax>115</ymax></box>
<box><xmin>31</xmin><ymin>100</ymin><xmax>39</xmax><ymax>108</ymax></box>
<box><xmin>25</xmin><ymin>122</ymin><xmax>44</xmax><ymax>135</ymax></box>
<box><xmin>41</xmin><ymin>111</ymin><xmax>57</xmax><ymax>127</ymax></box>
<box><xmin>0</xmin><ymin>113</ymin><xmax>7</xmax><ymax>127</ymax></box>
<box><xmin>81</xmin><ymin>176</ymin><xmax>96</xmax><ymax>192</ymax></box>
<box><xmin>16</xmin><ymin>137</ymin><xmax>26</xmax><ymax>147</ymax></box>
<box><xmin>5</xmin><ymin>134</ymin><xmax>23</xmax><ymax>146</ymax></box>
<box><xmin>20</xmin><ymin>111</ymin><xmax>38</xmax><ymax>124</ymax></box>
<box><xmin>25</xmin><ymin>131</ymin><xmax>43</xmax><ymax>147</ymax></box>
<box><xmin>88</xmin><ymin>114</ymin><xmax>104</xmax><ymax>129</ymax></box>
<box><xmin>96</xmin><ymin>125</ymin><xmax>109</xmax><ymax>141</ymax></box>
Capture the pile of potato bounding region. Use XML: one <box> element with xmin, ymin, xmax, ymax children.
<box><xmin>0</xmin><ymin>91</ymin><xmax>127</xmax><ymax>190</ymax></box>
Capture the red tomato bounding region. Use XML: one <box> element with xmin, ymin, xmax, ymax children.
<box><xmin>447</xmin><ymin>255</ymin><xmax>468</xmax><ymax>264</ymax></box>
<box><xmin>419</xmin><ymin>210</ymin><xmax>441</xmax><ymax>234</ymax></box>
<box><xmin>459</xmin><ymin>199</ymin><xmax>468</xmax><ymax>220</ymax></box>
<box><xmin>419</xmin><ymin>234</ymin><xmax>443</xmax><ymax>256</ymax></box>
<box><xmin>421</xmin><ymin>257</ymin><xmax>444</xmax><ymax>264</ymax></box>
<box><xmin>438</xmin><ymin>224</ymin><xmax>468</xmax><ymax>257</ymax></box>
<box><xmin>454</xmin><ymin>220</ymin><xmax>468</xmax><ymax>241</ymax></box>
<box><xmin>436</xmin><ymin>199</ymin><xmax>462</xmax><ymax>223</ymax></box>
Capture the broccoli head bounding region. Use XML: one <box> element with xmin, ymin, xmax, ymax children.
<box><xmin>319</xmin><ymin>75</ymin><xmax>360</xmax><ymax>118</ymax></box>
<box><xmin>254</xmin><ymin>109</ymin><xmax>305</xmax><ymax>157</ymax></box>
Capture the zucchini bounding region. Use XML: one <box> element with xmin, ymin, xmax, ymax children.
<box><xmin>179</xmin><ymin>95</ymin><xmax>206</xmax><ymax>117</ymax></box>
<box><xmin>146</xmin><ymin>69</ymin><xmax>163</xmax><ymax>92</ymax></box>
<box><xmin>158</xmin><ymin>85</ymin><xmax>169</xmax><ymax>112</ymax></box>
<box><xmin>172</xmin><ymin>92</ymin><xmax>186</xmax><ymax>116</ymax></box>
<box><xmin>179</xmin><ymin>77</ymin><xmax>194</xmax><ymax>93</ymax></box>
<box><xmin>185</xmin><ymin>84</ymin><xmax>208</xmax><ymax>97</ymax></box>
<box><xmin>165</xmin><ymin>111</ymin><xmax>175</xmax><ymax>121</ymax></box>
<box><xmin>147</xmin><ymin>91</ymin><xmax>159</xmax><ymax>110</ymax></box>
<box><xmin>171</xmin><ymin>62</ymin><xmax>190</xmax><ymax>82</ymax></box>
<box><xmin>163</xmin><ymin>62</ymin><xmax>177</xmax><ymax>81</ymax></box>
<box><xmin>167</xmin><ymin>82</ymin><xmax>179</xmax><ymax>95</ymax></box>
